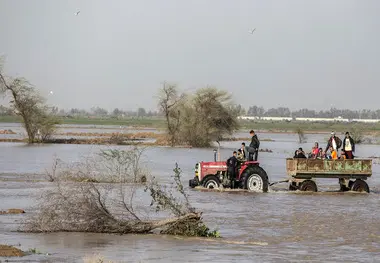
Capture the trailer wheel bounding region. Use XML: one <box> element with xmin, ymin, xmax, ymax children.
<box><xmin>351</xmin><ymin>179</ymin><xmax>370</xmax><ymax>193</ymax></box>
<box><xmin>339</xmin><ymin>179</ymin><xmax>352</xmax><ymax>192</ymax></box>
<box><xmin>340</xmin><ymin>185</ymin><xmax>350</xmax><ymax>192</ymax></box>
<box><xmin>202</xmin><ymin>175</ymin><xmax>220</xmax><ymax>189</ymax></box>
<box><xmin>300</xmin><ymin>180</ymin><xmax>318</xmax><ymax>192</ymax></box>
<box><xmin>289</xmin><ymin>182</ymin><xmax>298</xmax><ymax>191</ymax></box>
<box><xmin>242</xmin><ymin>166</ymin><xmax>268</xmax><ymax>192</ymax></box>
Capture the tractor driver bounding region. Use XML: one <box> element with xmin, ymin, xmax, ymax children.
<box><xmin>226</xmin><ymin>151</ymin><xmax>238</xmax><ymax>189</ymax></box>
<box><xmin>237</xmin><ymin>149</ymin><xmax>245</xmax><ymax>161</ymax></box>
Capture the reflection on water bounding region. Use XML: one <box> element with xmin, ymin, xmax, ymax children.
<box><xmin>0</xmin><ymin>128</ymin><xmax>380</xmax><ymax>262</ymax></box>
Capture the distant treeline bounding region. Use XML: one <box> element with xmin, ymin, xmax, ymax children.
<box><xmin>0</xmin><ymin>105</ymin><xmax>161</xmax><ymax>118</ymax></box>
<box><xmin>2</xmin><ymin>104</ymin><xmax>380</xmax><ymax>120</ymax></box>
<box><xmin>246</xmin><ymin>106</ymin><xmax>380</xmax><ymax>119</ymax></box>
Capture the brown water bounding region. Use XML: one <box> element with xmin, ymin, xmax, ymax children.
<box><xmin>1</xmin><ymin>125</ymin><xmax>380</xmax><ymax>262</ymax></box>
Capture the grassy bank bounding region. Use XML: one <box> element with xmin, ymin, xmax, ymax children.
<box><xmin>0</xmin><ymin>115</ymin><xmax>22</xmax><ymax>123</ymax></box>
<box><xmin>2</xmin><ymin>115</ymin><xmax>380</xmax><ymax>134</ymax></box>
<box><xmin>0</xmin><ymin>115</ymin><xmax>166</xmax><ymax>128</ymax></box>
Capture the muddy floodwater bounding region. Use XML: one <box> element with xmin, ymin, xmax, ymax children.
<box><xmin>1</xmin><ymin>124</ymin><xmax>380</xmax><ymax>262</ymax></box>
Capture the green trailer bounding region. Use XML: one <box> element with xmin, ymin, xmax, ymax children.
<box><xmin>286</xmin><ymin>158</ymin><xmax>372</xmax><ymax>192</ymax></box>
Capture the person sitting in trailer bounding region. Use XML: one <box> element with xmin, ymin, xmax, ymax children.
<box><xmin>294</xmin><ymin>148</ymin><xmax>307</xmax><ymax>158</ymax></box>
<box><xmin>315</xmin><ymin>148</ymin><xmax>322</xmax><ymax>159</ymax></box>
<box><xmin>340</xmin><ymin>150</ymin><xmax>346</xmax><ymax>159</ymax></box>
<box><xmin>328</xmin><ymin>146</ymin><xmax>338</xmax><ymax>160</ymax></box>
<box><xmin>309</xmin><ymin>142</ymin><xmax>320</xmax><ymax>158</ymax></box>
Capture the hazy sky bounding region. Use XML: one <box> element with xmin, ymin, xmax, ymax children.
<box><xmin>1</xmin><ymin>0</ymin><xmax>380</xmax><ymax>111</ymax></box>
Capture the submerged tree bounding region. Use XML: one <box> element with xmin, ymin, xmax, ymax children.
<box><xmin>0</xmin><ymin>58</ymin><xmax>60</xmax><ymax>143</ymax></box>
<box><xmin>295</xmin><ymin>126</ymin><xmax>307</xmax><ymax>144</ymax></box>
<box><xmin>349</xmin><ymin>125</ymin><xmax>364</xmax><ymax>144</ymax></box>
<box><xmin>158</xmin><ymin>84</ymin><xmax>239</xmax><ymax>148</ymax></box>
<box><xmin>180</xmin><ymin>87</ymin><xmax>239</xmax><ymax>147</ymax></box>
<box><xmin>158</xmin><ymin>82</ymin><xmax>185</xmax><ymax>147</ymax></box>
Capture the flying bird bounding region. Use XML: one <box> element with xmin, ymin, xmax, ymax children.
<box><xmin>249</xmin><ymin>28</ymin><xmax>256</xmax><ymax>34</ymax></box>
<box><xmin>75</xmin><ymin>11</ymin><xmax>80</xmax><ymax>16</ymax></box>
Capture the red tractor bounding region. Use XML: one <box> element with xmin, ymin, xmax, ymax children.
<box><xmin>189</xmin><ymin>160</ymin><xmax>269</xmax><ymax>192</ymax></box>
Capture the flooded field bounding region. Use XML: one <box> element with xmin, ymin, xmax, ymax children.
<box><xmin>0</xmin><ymin>123</ymin><xmax>163</xmax><ymax>141</ymax></box>
<box><xmin>1</xmin><ymin>123</ymin><xmax>380</xmax><ymax>262</ymax></box>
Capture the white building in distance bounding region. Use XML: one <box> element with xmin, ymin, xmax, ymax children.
<box><xmin>238</xmin><ymin>116</ymin><xmax>380</xmax><ymax>123</ymax></box>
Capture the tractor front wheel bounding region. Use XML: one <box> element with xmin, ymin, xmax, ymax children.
<box><xmin>202</xmin><ymin>175</ymin><xmax>220</xmax><ymax>189</ymax></box>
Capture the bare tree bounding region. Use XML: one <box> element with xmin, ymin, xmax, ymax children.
<box><xmin>295</xmin><ymin>127</ymin><xmax>307</xmax><ymax>143</ymax></box>
<box><xmin>98</xmin><ymin>148</ymin><xmax>148</xmax><ymax>183</ymax></box>
<box><xmin>44</xmin><ymin>155</ymin><xmax>61</xmax><ymax>182</ymax></box>
<box><xmin>0</xmin><ymin>58</ymin><xmax>60</xmax><ymax>143</ymax></box>
<box><xmin>158</xmin><ymin>82</ymin><xmax>185</xmax><ymax>147</ymax></box>
<box><xmin>349</xmin><ymin>125</ymin><xmax>364</xmax><ymax>144</ymax></box>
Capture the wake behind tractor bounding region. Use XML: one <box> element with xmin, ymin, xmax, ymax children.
<box><xmin>189</xmin><ymin>159</ymin><xmax>269</xmax><ymax>192</ymax></box>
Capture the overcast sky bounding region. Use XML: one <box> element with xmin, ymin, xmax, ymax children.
<box><xmin>1</xmin><ymin>0</ymin><xmax>380</xmax><ymax>111</ymax></box>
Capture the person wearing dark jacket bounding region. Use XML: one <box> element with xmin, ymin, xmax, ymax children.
<box><xmin>342</xmin><ymin>131</ymin><xmax>355</xmax><ymax>159</ymax></box>
<box><xmin>246</xmin><ymin>130</ymin><xmax>260</xmax><ymax>161</ymax></box>
<box><xmin>226</xmin><ymin>151</ymin><xmax>238</xmax><ymax>188</ymax></box>
<box><xmin>325</xmin><ymin>132</ymin><xmax>342</xmax><ymax>152</ymax></box>
<box><xmin>294</xmin><ymin>148</ymin><xmax>307</xmax><ymax>158</ymax></box>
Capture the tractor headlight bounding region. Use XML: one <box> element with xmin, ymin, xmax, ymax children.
<box><xmin>195</xmin><ymin>163</ymin><xmax>199</xmax><ymax>177</ymax></box>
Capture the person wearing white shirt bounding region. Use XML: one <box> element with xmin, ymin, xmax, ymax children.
<box><xmin>342</xmin><ymin>132</ymin><xmax>355</xmax><ymax>159</ymax></box>
<box><xmin>325</xmin><ymin>132</ymin><xmax>342</xmax><ymax>152</ymax></box>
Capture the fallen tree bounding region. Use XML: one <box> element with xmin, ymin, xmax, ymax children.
<box><xmin>24</xmin><ymin>148</ymin><xmax>218</xmax><ymax>237</ymax></box>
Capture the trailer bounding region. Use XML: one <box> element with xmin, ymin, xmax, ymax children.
<box><xmin>286</xmin><ymin>158</ymin><xmax>372</xmax><ymax>193</ymax></box>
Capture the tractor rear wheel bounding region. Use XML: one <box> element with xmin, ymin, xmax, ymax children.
<box><xmin>242</xmin><ymin>166</ymin><xmax>268</xmax><ymax>192</ymax></box>
<box><xmin>300</xmin><ymin>180</ymin><xmax>318</xmax><ymax>192</ymax></box>
<box><xmin>202</xmin><ymin>175</ymin><xmax>220</xmax><ymax>189</ymax></box>
<box><xmin>351</xmin><ymin>179</ymin><xmax>370</xmax><ymax>193</ymax></box>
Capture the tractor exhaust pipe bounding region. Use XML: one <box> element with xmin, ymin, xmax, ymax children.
<box><xmin>216</xmin><ymin>141</ymin><xmax>221</xmax><ymax>161</ymax></box>
<box><xmin>213</xmin><ymin>149</ymin><xmax>217</xmax><ymax>162</ymax></box>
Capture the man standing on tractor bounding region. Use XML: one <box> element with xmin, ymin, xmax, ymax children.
<box><xmin>325</xmin><ymin>132</ymin><xmax>342</xmax><ymax>153</ymax></box>
<box><xmin>226</xmin><ymin>151</ymin><xmax>238</xmax><ymax>188</ymax></box>
<box><xmin>246</xmin><ymin>130</ymin><xmax>260</xmax><ymax>161</ymax></box>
